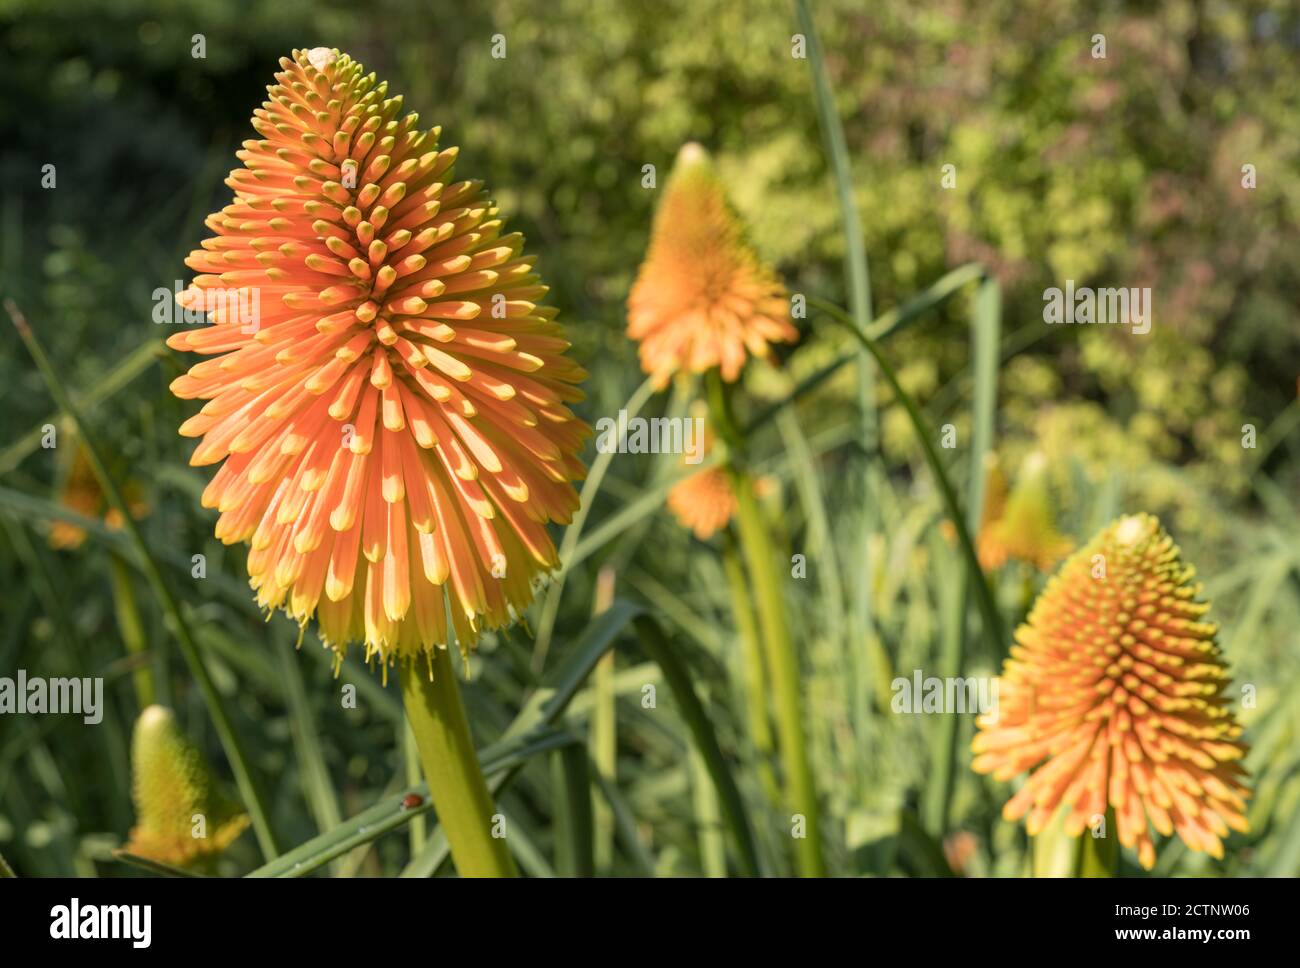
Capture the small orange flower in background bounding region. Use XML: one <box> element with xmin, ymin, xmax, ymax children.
<box><xmin>167</xmin><ymin>49</ymin><xmax>589</xmax><ymax>665</ymax></box>
<box><xmin>666</xmin><ymin>407</ymin><xmax>734</xmax><ymax>540</ymax></box>
<box><xmin>667</xmin><ymin>465</ymin><xmax>779</xmax><ymax>541</ymax></box>
<box><xmin>978</xmin><ymin>451</ymin><xmax>1071</xmax><ymax>572</ymax></box>
<box><xmin>49</xmin><ymin>442</ymin><xmax>149</xmax><ymax>550</ymax></box>
<box><xmin>627</xmin><ymin>143</ymin><xmax>796</xmax><ymax>387</ymax></box>
<box><xmin>668</xmin><ymin>466</ymin><xmax>736</xmax><ymax>540</ymax></box>
<box><xmin>972</xmin><ymin>514</ymin><xmax>1250</xmax><ymax>870</ymax></box>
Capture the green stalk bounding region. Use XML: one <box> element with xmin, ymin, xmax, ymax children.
<box><xmin>1034</xmin><ymin>807</ymin><xmax>1117</xmax><ymax>877</ymax></box>
<box><xmin>554</xmin><ymin>741</ymin><xmax>595</xmax><ymax>877</ymax></box>
<box><xmin>109</xmin><ymin>552</ymin><xmax>155</xmax><ymax>708</ymax></box>
<box><xmin>399</xmin><ymin>647</ymin><xmax>517</xmax><ymax>877</ymax></box>
<box><xmin>276</xmin><ymin>633</ymin><xmax>344</xmax><ymax>874</ymax></box>
<box><xmin>796</xmin><ymin>0</ymin><xmax>879</xmax><ymax>735</ymax></box>
<box><xmin>6</xmin><ymin>297</ymin><xmax>280</xmax><ymax>861</ymax></box>
<box><xmin>691</xmin><ymin>742</ymin><xmax>727</xmax><ymax>877</ymax></box>
<box><xmin>634</xmin><ymin>616</ymin><xmax>761</xmax><ymax>876</ymax></box>
<box><xmin>721</xmin><ymin>535</ymin><xmax>780</xmax><ymax>806</ymax></box>
<box><xmin>589</xmin><ymin>565</ymin><xmax>617</xmax><ymax>872</ymax></box>
<box><xmin>730</xmin><ymin>472</ymin><xmax>824</xmax><ymax>876</ymax></box>
<box><xmin>1031</xmin><ymin>807</ymin><xmax>1078</xmax><ymax>878</ymax></box>
<box><xmin>0</xmin><ymin>337</ymin><xmax>164</xmax><ymax>477</ymax></box>
<box><xmin>1078</xmin><ymin>808</ymin><xmax>1118</xmax><ymax>878</ymax></box>
<box><xmin>922</xmin><ymin>277</ymin><xmax>1000</xmax><ymax>837</ymax></box>
<box><xmin>706</xmin><ymin>371</ymin><xmax>823</xmax><ymax>876</ymax></box>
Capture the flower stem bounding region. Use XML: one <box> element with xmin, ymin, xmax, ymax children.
<box><xmin>1078</xmin><ymin>808</ymin><xmax>1118</xmax><ymax>878</ymax></box>
<box><xmin>730</xmin><ymin>470</ymin><xmax>825</xmax><ymax>876</ymax></box>
<box><xmin>721</xmin><ymin>535</ymin><xmax>781</xmax><ymax>807</ymax></box>
<box><xmin>706</xmin><ymin>370</ymin><xmax>823</xmax><ymax>876</ymax></box>
<box><xmin>400</xmin><ymin>648</ymin><xmax>517</xmax><ymax>877</ymax></box>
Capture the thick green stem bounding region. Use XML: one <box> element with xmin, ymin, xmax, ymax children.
<box><xmin>1033</xmin><ymin>806</ymin><xmax>1118</xmax><ymax>877</ymax></box>
<box><xmin>730</xmin><ymin>471</ymin><xmax>825</xmax><ymax>876</ymax></box>
<box><xmin>721</xmin><ymin>536</ymin><xmax>781</xmax><ymax>807</ymax></box>
<box><xmin>1079</xmin><ymin>808</ymin><xmax>1118</xmax><ymax>878</ymax></box>
<box><xmin>400</xmin><ymin>648</ymin><xmax>517</xmax><ymax>877</ymax></box>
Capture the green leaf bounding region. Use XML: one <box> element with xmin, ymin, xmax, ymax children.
<box><xmin>634</xmin><ymin>615</ymin><xmax>762</xmax><ymax>876</ymax></box>
<box><xmin>808</xmin><ymin>295</ymin><xmax>1008</xmax><ymax>659</ymax></box>
<box><xmin>923</xmin><ymin>276</ymin><xmax>1001</xmax><ymax>837</ymax></box>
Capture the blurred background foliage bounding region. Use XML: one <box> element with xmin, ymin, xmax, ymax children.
<box><xmin>1</xmin><ymin>0</ymin><xmax>1297</xmax><ymax>876</ymax></box>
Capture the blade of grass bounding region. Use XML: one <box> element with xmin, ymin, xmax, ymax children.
<box><xmin>634</xmin><ymin>614</ymin><xmax>761</xmax><ymax>876</ymax></box>
<box><xmin>743</xmin><ymin>262</ymin><xmax>985</xmax><ymax>436</ymax></box>
<box><xmin>5</xmin><ymin>297</ymin><xmax>280</xmax><ymax>861</ymax></box>
<box><xmin>109</xmin><ymin>552</ymin><xmax>155</xmax><ymax>708</ymax></box>
<box><xmin>776</xmin><ymin>407</ymin><xmax>847</xmax><ymax>652</ymax></box>
<box><xmin>564</xmin><ymin>454</ymin><xmax>720</xmax><ymax>574</ymax></box>
<box><xmin>0</xmin><ymin>337</ymin><xmax>165</xmax><ymax>477</ymax></box>
<box><xmin>588</xmin><ymin>756</ymin><xmax>656</xmax><ymax>875</ymax></box>
<box><xmin>111</xmin><ymin>850</ymin><xmax>204</xmax><ymax>878</ymax></box>
<box><xmin>531</xmin><ymin>376</ymin><xmax>657</xmax><ymax>674</ymax></box>
<box><xmin>923</xmin><ymin>276</ymin><xmax>1000</xmax><ymax>836</ymax></box>
<box><xmin>275</xmin><ymin>633</ymin><xmax>345</xmax><ymax>872</ymax></box>
<box><xmin>498</xmin><ymin>807</ymin><xmax>555</xmax><ymax>878</ymax></box>
<box><xmin>795</xmin><ymin>0</ymin><xmax>873</xmax><ymax>414</ymax></box>
<box><xmin>796</xmin><ymin>0</ymin><xmax>885</xmax><ymax>775</ymax></box>
<box><xmin>808</xmin><ymin>294</ymin><xmax>1007</xmax><ymax>656</ymax></box>
<box><xmin>690</xmin><ymin>742</ymin><xmax>727</xmax><ymax>877</ymax></box>
<box><xmin>721</xmin><ymin>535</ymin><xmax>780</xmax><ymax>807</ymax></box>
<box><xmin>589</xmin><ymin>565</ymin><xmax>618</xmax><ymax>872</ymax></box>
<box><xmin>554</xmin><ymin>740</ymin><xmax>595</xmax><ymax>876</ymax></box>
<box><xmin>403</xmin><ymin>720</ymin><xmax>427</xmax><ymax>855</ymax></box>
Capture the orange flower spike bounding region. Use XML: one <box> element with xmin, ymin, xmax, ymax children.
<box><xmin>168</xmin><ymin>49</ymin><xmax>589</xmax><ymax>666</ymax></box>
<box><xmin>972</xmin><ymin>514</ymin><xmax>1251</xmax><ymax>871</ymax></box>
<box><xmin>627</xmin><ymin>143</ymin><xmax>795</xmax><ymax>387</ymax></box>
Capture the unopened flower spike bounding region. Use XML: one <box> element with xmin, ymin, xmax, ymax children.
<box><xmin>125</xmin><ymin>705</ymin><xmax>249</xmax><ymax>867</ymax></box>
<box><xmin>627</xmin><ymin>142</ymin><xmax>796</xmax><ymax>387</ymax></box>
<box><xmin>978</xmin><ymin>451</ymin><xmax>1071</xmax><ymax>572</ymax></box>
<box><xmin>972</xmin><ymin>514</ymin><xmax>1251</xmax><ymax>871</ymax></box>
<box><xmin>166</xmin><ymin>48</ymin><xmax>590</xmax><ymax>669</ymax></box>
